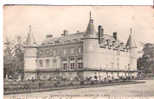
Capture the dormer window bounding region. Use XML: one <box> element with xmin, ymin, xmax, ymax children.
<box><xmin>70</xmin><ymin>56</ymin><xmax>75</xmax><ymax>61</ymax></box>
<box><xmin>77</xmin><ymin>57</ymin><xmax>82</xmax><ymax>60</ymax></box>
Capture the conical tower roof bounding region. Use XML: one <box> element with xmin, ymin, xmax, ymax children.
<box><xmin>126</xmin><ymin>28</ymin><xmax>137</xmax><ymax>49</ymax></box>
<box><xmin>25</xmin><ymin>25</ymin><xmax>36</xmax><ymax>46</ymax></box>
<box><xmin>85</xmin><ymin>11</ymin><xmax>96</xmax><ymax>38</ymax></box>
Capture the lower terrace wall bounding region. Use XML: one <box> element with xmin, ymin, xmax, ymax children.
<box><xmin>24</xmin><ymin>71</ymin><xmax>138</xmax><ymax>81</ymax></box>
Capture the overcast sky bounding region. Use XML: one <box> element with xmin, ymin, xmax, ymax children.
<box><xmin>3</xmin><ymin>5</ymin><xmax>154</xmax><ymax>44</ymax></box>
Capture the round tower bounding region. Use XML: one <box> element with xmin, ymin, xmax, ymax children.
<box><xmin>24</xmin><ymin>25</ymin><xmax>38</xmax><ymax>80</ymax></box>
<box><xmin>83</xmin><ymin>12</ymin><xmax>100</xmax><ymax>79</ymax></box>
<box><xmin>126</xmin><ymin>28</ymin><xmax>138</xmax><ymax>77</ymax></box>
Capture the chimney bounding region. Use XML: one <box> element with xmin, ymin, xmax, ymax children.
<box><xmin>62</xmin><ymin>30</ymin><xmax>68</xmax><ymax>36</ymax></box>
<box><xmin>113</xmin><ymin>32</ymin><xmax>117</xmax><ymax>40</ymax></box>
<box><xmin>46</xmin><ymin>34</ymin><xmax>53</xmax><ymax>38</ymax></box>
<box><xmin>98</xmin><ymin>25</ymin><xmax>104</xmax><ymax>43</ymax></box>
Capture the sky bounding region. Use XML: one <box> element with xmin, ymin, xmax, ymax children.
<box><xmin>3</xmin><ymin>5</ymin><xmax>154</xmax><ymax>45</ymax></box>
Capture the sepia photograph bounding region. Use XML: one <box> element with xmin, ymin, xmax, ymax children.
<box><xmin>3</xmin><ymin>5</ymin><xmax>154</xmax><ymax>99</ymax></box>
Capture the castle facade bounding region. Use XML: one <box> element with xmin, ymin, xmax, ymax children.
<box><xmin>24</xmin><ymin>13</ymin><xmax>138</xmax><ymax>81</ymax></box>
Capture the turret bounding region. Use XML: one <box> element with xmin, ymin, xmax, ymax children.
<box><xmin>126</xmin><ymin>28</ymin><xmax>137</xmax><ymax>72</ymax></box>
<box><xmin>25</xmin><ymin>25</ymin><xmax>36</xmax><ymax>46</ymax></box>
<box><xmin>83</xmin><ymin>12</ymin><xmax>100</xmax><ymax>78</ymax></box>
<box><xmin>126</xmin><ymin>29</ymin><xmax>137</xmax><ymax>49</ymax></box>
<box><xmin>24</xmin><ymin>25</ymin><xmax>38</xmax><ymax>80</ymax></box>
<box><xmin>84</xmin><ymin>11</ymin><xmax>97</xmax><ymax>38</ymax></box>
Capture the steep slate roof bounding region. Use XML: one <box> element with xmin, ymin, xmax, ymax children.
<box><xmin>42</xmin><ymin>32</ymin><xmax>84</xmax><ymax>45</ymax></box>
<box><xmin>40</xmin><ymin>12</ymin><xmax>130</xmax><ymax>49</ymax></box>
<box><xmin>85</xmin><ymin>12</ymin><xmax>97</xmax><ymax>38</ymax></box>
<box><xmin>25</xmin><ymin>25</ymin><xmax>37</xmax><ymax>46</ymax></box>
<box><xmin>126</xmin><ymin>33</ymin><xmax>137</xmax><ymax>49</ymax></box>
<box><xmin>42</xmin><ymin>31</ymin><xmax>126</xmax><ymax>48</ymax></box>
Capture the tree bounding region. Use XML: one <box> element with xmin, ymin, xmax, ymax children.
<box><xmin>3</xmin><ymin>38</ymin><xmax>15</xmax><ymax>79</ymax></box>
<box><xmin>13</xmin><ymin>36</ymin><xmax>24</xmax><ymax>79</ymax></box>
<box><xmin>137</xmin><ymin>43</ymin><xmax>154</xmax><ymax>74</ymax></box>
<box><xmin>4</xmin><ymin>36</ymin><xmax>25</xmax><ymax>80</ymax></box>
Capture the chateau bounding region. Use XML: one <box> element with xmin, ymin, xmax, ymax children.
<box><xmin>24</xmin><ymin>13</ymin><xmax>138</xmax><ymax>80</ymax></box>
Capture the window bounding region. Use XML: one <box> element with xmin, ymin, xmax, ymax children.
<box><xmin>70</xmin><ymin>56</ymin><xmax>75</xmax><ymax>61</ymax></box>
<box><xmin>78</xmin><ymin>63</ymin><xmax>83</xmax><ymax>69</ymax></box>
<box><xmin>77</xmin><ymin>57</ymin><xmax>82</xmax><ymax>60</ymax></box>
<box><xmin>46</xmin><ymin>59</ymin><xmax>50</xmax><ymax>67</ymax></box>
<box><xmin>71</xmin><ymin>63</ymin><xmax>75</xmax><ymax>69</ymax></box>
<box><xmin>39</xmin><ymin>60</ymin><xmax>43</xmax><ymax>67</ymax></box>
<box><xmin>63</xmin><ymin>63</ymin><xmax>67</xmax><ymax>70</ymax></box>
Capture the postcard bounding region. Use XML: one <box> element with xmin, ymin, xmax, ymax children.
<box><xmin>3</xmin><ymin>5</ymin><xmax>154</xmax><ymax>99</ymax></box>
